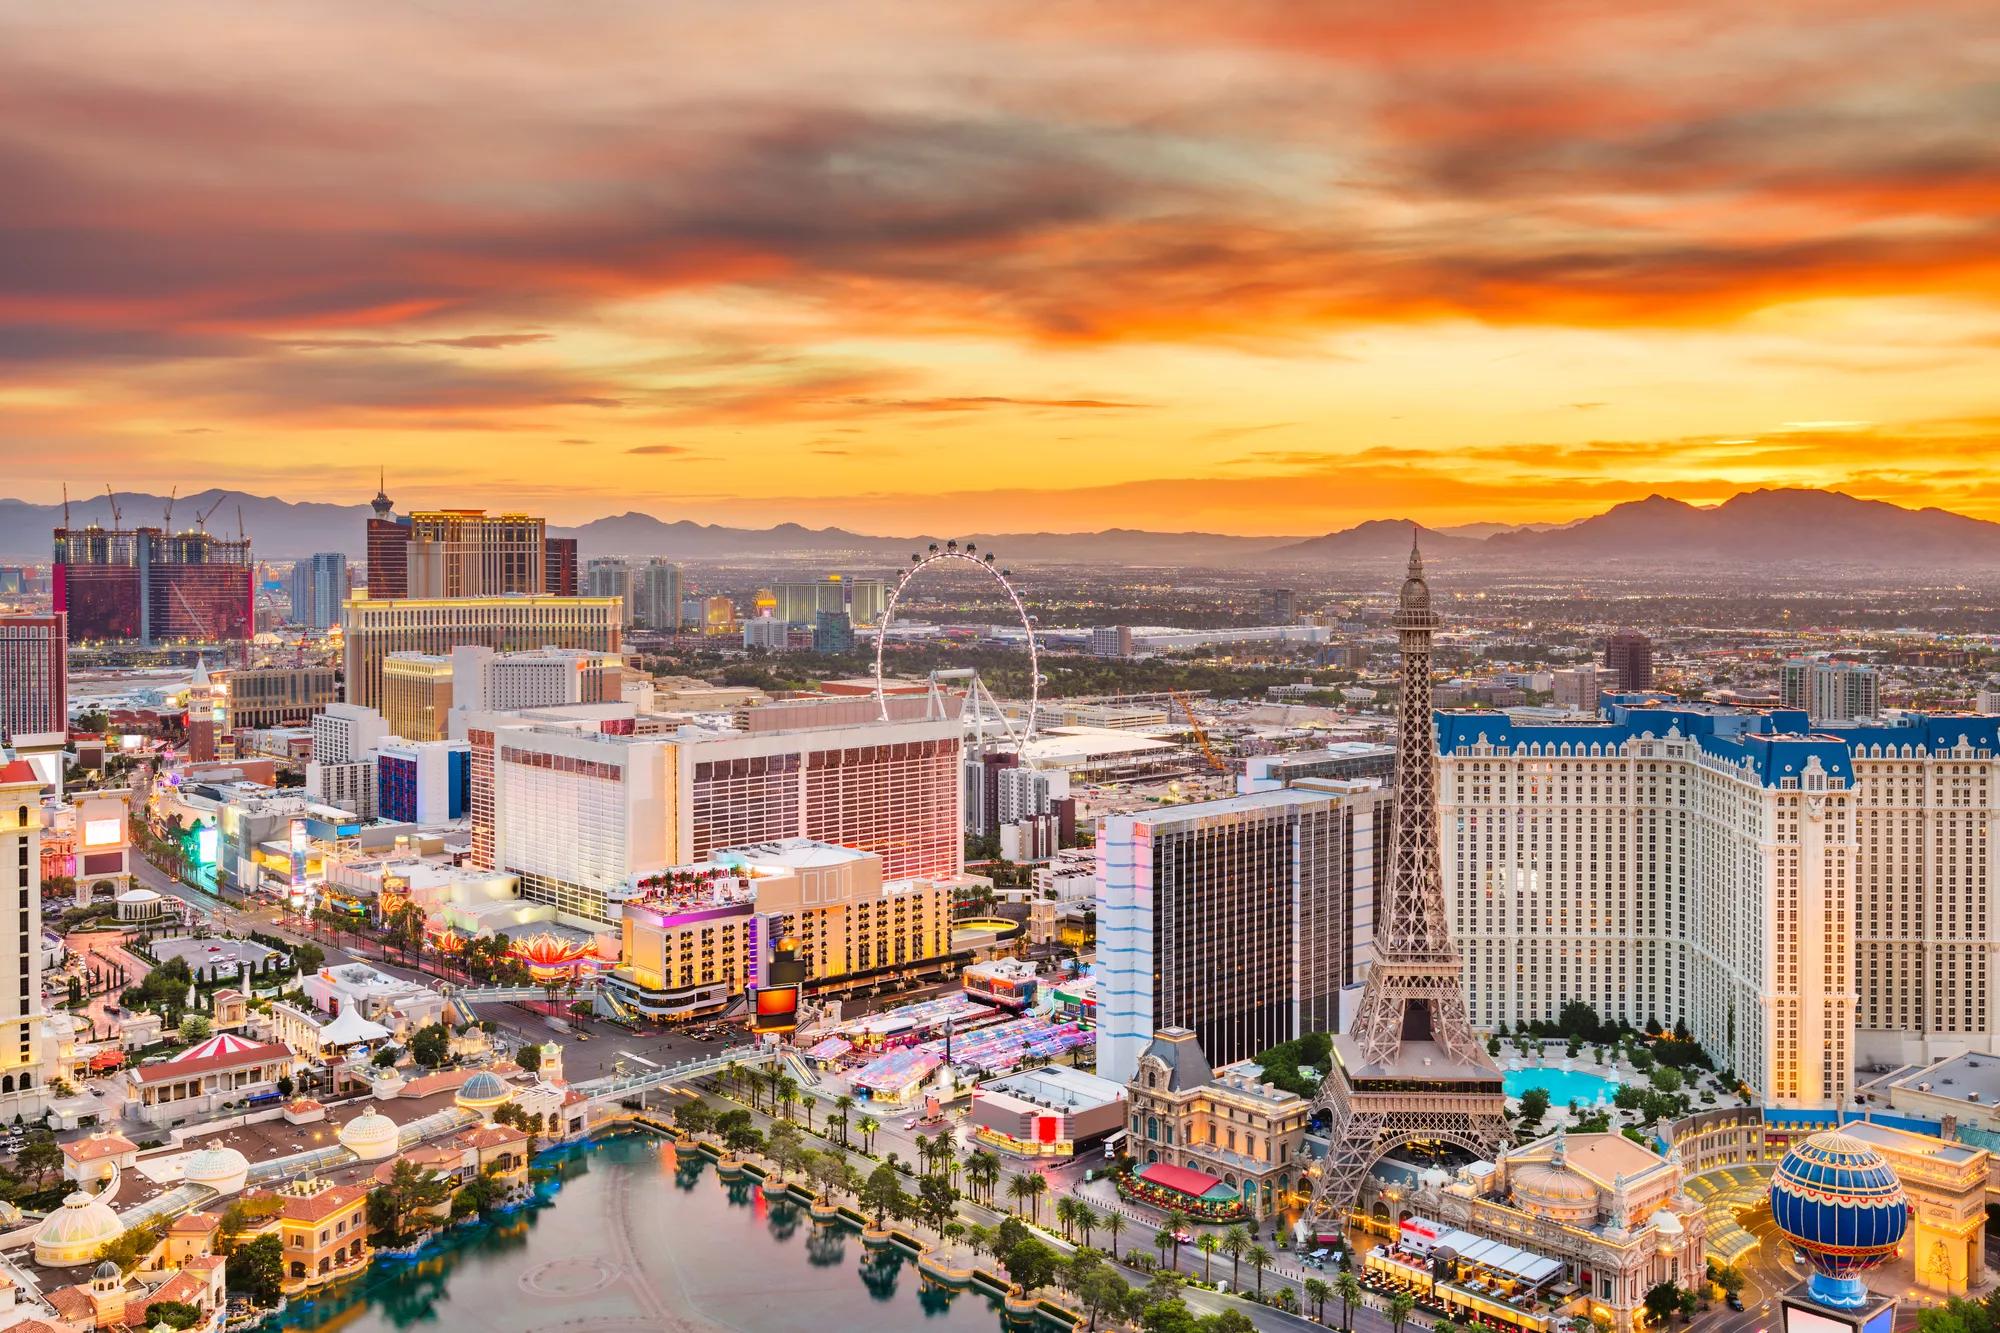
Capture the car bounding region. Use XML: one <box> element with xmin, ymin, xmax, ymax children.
<box><xmin>1727</xmin><ymin>1296</ymin><xmax>1745</xmax><ymax>1312</ymax></box>
<box><xmin>1173</xmin><ymin>1230</ymin><xmax>1193</xmax><ymax>1245</ymax></box>
<box><xmin>902</xmin><ymin>1118</ymin><xmax>919</xmax><ymax>1130</ymax></box>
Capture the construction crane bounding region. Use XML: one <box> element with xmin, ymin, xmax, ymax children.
<box><xmin>162</xmin><ymin>485</ymin><xmax>177</xmax><ymax>530</ymax></box>
<box><xmin>103</xmin><ymin>485</ymin><xmax>122</xmax><ymax>527</ymax></box>
<box><xmin>193</xmin><ymin>495</ymin><xmax>226</xmax><ymax>533</ymax></box>
<box><xmin>1169</xmin><ymin>688</ymin><xmax>1228</xmax><ymax>773</ymax></box>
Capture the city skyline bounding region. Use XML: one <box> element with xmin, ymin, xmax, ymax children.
<box><xmin>4</xmin><ymin>1</ymin><xmax>1998</xmax><ymax>533</ymax></box>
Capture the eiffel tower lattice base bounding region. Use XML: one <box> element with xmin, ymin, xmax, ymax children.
<box><xmin>1302</xmin><ymin>1060</ymin><xmax>1512</xmax><ymax>1225</ymax></box>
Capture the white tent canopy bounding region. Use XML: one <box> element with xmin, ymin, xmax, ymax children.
<box><xmin>320</xmin><ymin>1008</ymin><xmax>392</xmax><ymax>1046</ymax></box>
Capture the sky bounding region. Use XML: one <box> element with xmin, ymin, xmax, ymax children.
<box><xmin>3</xmin><ymin>0</ymin><xmax>1998</xmax><ymax>535</ymax></box>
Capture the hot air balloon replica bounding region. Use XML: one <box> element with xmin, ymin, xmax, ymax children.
<box><xmin>1768</xmin><ymin>1128</ymin><xmax>1908</xmax><ymax>1329</ymax></box>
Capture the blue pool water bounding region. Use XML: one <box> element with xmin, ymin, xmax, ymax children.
<box><xmin>1504</xmin><ymin>1067</ymin><xmax>1620</xmax><ymax>1105</ymax></box>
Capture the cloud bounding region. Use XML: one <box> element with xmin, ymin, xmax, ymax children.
<box><xmin>625</xmin><ymin>444</ymin><xmax>689</xmax><ymax>455</ymax></box>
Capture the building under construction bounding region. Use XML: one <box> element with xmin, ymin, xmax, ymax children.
<box><xmin>53</xmin><ymin>524</ymin><xmax>254</xmax><ymax>646</ymax></box>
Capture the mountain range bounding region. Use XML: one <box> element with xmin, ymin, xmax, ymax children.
<box><xmin>3</xmin><ymin>487</ymin><xmax>1998</xmax><ymax>569</ymax></box>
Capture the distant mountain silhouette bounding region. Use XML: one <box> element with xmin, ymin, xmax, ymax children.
<box><xmin>4</xmin><ymin>485</ymin><xmax>1995</xmax><ymax>568</ymax></box>
<box><xmin>1484</xmin><ymin>489</ymin><xmax>2000</xmax><ymax>564</ymax></box>
<box><xmin>1270</xmin><ymin>519</ymin><xmax>1484</xmax><ymax>561</ymax></box>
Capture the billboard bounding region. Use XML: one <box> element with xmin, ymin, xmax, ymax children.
<box><xmin>750</xmin><ymin>983</ymin><xmax>802</xmax><ymax>1034</ymax></box>
<box><xmin>288</xmin><ymin>818</ymin><xmax>309</xmax><ymax>890</ymax></box>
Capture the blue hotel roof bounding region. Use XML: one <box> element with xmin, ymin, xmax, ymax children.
<box><xmin>1436</xmin><ymin>698</ymin><xmax>2000</xmax><ymax>789</ymax></box>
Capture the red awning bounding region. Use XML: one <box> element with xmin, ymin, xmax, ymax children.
<box><xmin>1137</xmin><ymin>1162</ymin><xmax>1227</xmax><ymax>1198</ymax></box>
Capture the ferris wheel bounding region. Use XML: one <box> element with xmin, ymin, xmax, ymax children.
<box><xmin>874</xmin><ymin>540</ymin><xmax>1041</xmax><ymax>754</ymax></box>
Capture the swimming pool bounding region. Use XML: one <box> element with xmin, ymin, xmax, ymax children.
<box><xmin>1503</xmin><ymin>1067</ymin><xmax>1620</xmax><ymax>1106</ymax></box>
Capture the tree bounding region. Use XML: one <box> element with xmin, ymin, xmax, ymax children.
<box><xmin>516</xmin><ymin>1042</ymin><xmax>543</xmax><ymax>1074</ymax></box>
<box><xmin>1017</xmin><ymin>1171</ymin><xmax>1047</xmax><ymax>1223</ymax></box>
<box><xmin>857</xmin><ymin>1115</ymin><xmax>880</xmax><ymax>1155</ymax></box>
<box><xmin>367</xmin><ymin>1160</ymin><xmax>451</xmax><ymax>1241</ymax></box>
<box><xmin>1337</xmin><ymin>1270</ymin><xmax>1364</xmax><ymax>1330</ymax></box>
<box><xmin>1644</xmin><ymin>1282</ymin><xmax>1683</xmax><ymax>1327</ymax></box>
<box><xmin>1708</xmin><ymin>1262</ymin><xmax>1745</xmax><ymax>1300</ymax></box>
<box><xmin>965</xmin><ymin>1150</ymin><xmax>1000</xmax><ymax>1204</ymax></box>
<box><xmin>225</xmin><ymin>1233</ymin><xmax>284</xmax><ymax>1305</ymax></box>
<box><xmin>673</xmin><ymin>1100</ymin><xmax>715</xmax><ymax>1135</ymax></box>
<box><xmin>1651</xmin><ymin>1065</ymin><xmax>1683</xmax><ymax>1094</ymax></box>
<box><xmin>1005</xmin><ymin>1237</ymin><xmax>1061</xmax><ymax>1296</ymax></box>
<box><xmin>1915</xmin><ymin>1297</ymin><xmax>2000</xmax><ymax>1333</ymax></box>
<box><xmin>1155</xmin><ymin>1227</ymin><xmax>1175</xmax><ymax>1268</ymax></box>
<box><xmin>17</xmin><ymin>1135</ymin><xmax>63</xmax><ymax>1188</ymax></box>
<box><xmin>1223</xmin><ymin>1224</ymin><xmax>1250</xmax><ymax>1289</ymax></box>
<box><xmin>1077</xmin><ymin>1262</ymin><xmax>1130</xmax><ymax>1333</ymax></box>
<box><xmin>95</xmin><ymin>1220</ymin><xmax>165</xmax><ymax>1273</ymax></box>
<box><xmin>1075</xmin><ymin>1203</ymin><xmax>1098</xmax><ymax>1249</ymax></box>
<box><xmin>800</xmin><ymin>1092</ymin><xmax>817</xmax><ymax>1131</ymax></box>
<box><xmin>916</xmin><ymin>1176</ymin><xmax>956</xmax><ymax>1232</ymax></box>
<box><xmin>1057</xmin><ymin>1196</ymin><xmax>1080</xmax><ymax>1240</ymax></box>
<box><xmin>150</xmin><ymin>1288</ymin><xmax>205</xmax><ymax>1320</ymax></box>
<box><xmin>860</xmin><ymin>1162</ymin><xmax>904</xmax><ymax>1229</ymax></box>
<box><xmin>178</xmin><ymin>1013</ymin><xmax>212</xmax><ymax>1042</ymax></box>
<box><xmin>275</xmin><ymin>1074</ymin><xmax>294</xmax><ymax>1099</ymax></box>
<box><xmin>832</xmin><ymin>1094</ymin><xmax>855</xmax><ymax>1148</ymax></box>
<box><xmin>1517</xmin><ymin>1086</ymin><xmax>1551</xmax><ymax>1128</ymax></box>
<box><xmin>217</xmin><ymin>1196</ymin><xmax>284</xmax><ymax>1256</ymax></box>
<box><xmin>1390</xmin><ymin>1292</ymin><xmax>1417</xmax><ymax>1333</ymax></box>
<box><xmin>293</xmin><ymin>942</ymin><xmax>325</xmax><ymax>974</ymax></box>
<box><xmin>409</xmin><ymin>1023</ymin><xmax>450</xmax><ymax>1069</ymax></box>
<box><xmin>1195</xmin><ymin>1232</ymin><xmax>1219</xmax><ymax>1283</ymax></box>
<box><xmin>453</xmin><ymin>1170</ymin><xmax>504</xmax><ymax>1218</ymax></box>
<box><xmin>1245</xmin><ymin>1244</ymin><xmax>1271</xmax><ymax>1299</ymax></box>
<box><xmin>1304</xmin><ymin>1275</ymin><xmax>1331</xmax><ymax>1323</ymax></box>
<box><xmin>1103</xmin><ymin>1209</ymin><xmax>1125</xmax><ymax>1259</ymax></box>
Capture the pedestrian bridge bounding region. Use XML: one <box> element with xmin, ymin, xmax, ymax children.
<box><xmin>572</xmin><ymin>1044</ymin><xmax>775</xmax><ymax>1103</ymax></box>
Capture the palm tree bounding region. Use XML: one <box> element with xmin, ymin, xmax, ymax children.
<box><xmin>1154</xmin><ymin>1227</ymin><xmax>1175</xmax><ymax>1268</ymax></box>
<box><xmin>1103</xmin><ymin>1210</ymin><xmax>1125</xmax><ymax>1259</ymax></box>
<box><xmin>833</xmin><ymin>1094</ymin><xmax>855</xmax><ymax>1147</ymax></box>
<box><xmin>763</xmin><ymin>1064</ymin><xmax>783</xmax><ymax>1114</ymax></box>
<box><xmin>1055</xmin><ymin>1196</ymin><xmax>1079</xmax><ymax>1240</ymax></box>
<box><xmin>1304</xmin><ymin>1276</ymin><xmax>1331</xmax><ymax>1323</ymax></box>
<box><xmin>858</xmin><ymin>1115</ymin><xmax>880</xmax><ymax>1155</ymax></box>
<box><xmin>1336</xmin><ymin>1270</ymin><xmax>1363</xmax><ymax>1331</ymax></box>
<box><xmin>965</xmin><ymin>1150</ymin><xmax>999</xmax><ymax>1204</ymax></box>
<box><xmin>1019</xmin><ymin>1172</ymin><xmax>1048</xmax><ymax>1223</ymax></box>
<box><xmin>1166</xmin><ymin>1222</ymin><xmax>1185</xmax><ymax>1274</ymax></box>
<box><xmin>1246</xmin><ymin>1244</ymin><xmax>1272</xmax><ymax>1299</ymax></box>
<box><xmin>1007</xmin><ymin>1174</ymin><xmax>1036</xmax><ymax>1217</ymax></box>
<box><xmin>1075</xmin><ymin>1204</ymin><xmax>1098</xmax><ymax>1249</ymax></box>
<box><xmin>1390</xmin><ymin>1291</ymin><xmax>1417</xmax><ymax>1333</ymax></box>
<box><xmin>1197</xmin><ymin>1232</ymin><xmax>1220</xmax><ymax>1284</ymax></box>
<box><xmin>776</xmin><ymin>1075</ymin><xmax>798</xmax><ymax>1122</ymax></box>
<box><xmin>1223</xmin><ymin>1224</ymin><xmax>1250</xmax><ymax>1290</ymax></box>
<box><xmin>800</xmin><ymin>1092</ymin><xmax>816</xmax><ymax>1131</ymax></box>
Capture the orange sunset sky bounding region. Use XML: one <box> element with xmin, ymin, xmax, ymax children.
<box><xmin>4</xmin><ymin>1</ymin><xmax>1998</xmax><ymax>535</ymax></box>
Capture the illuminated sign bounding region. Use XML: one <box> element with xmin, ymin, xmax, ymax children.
<box><xmin>288</xmin><ymin>818</ymin><xmax>309</xmax><ymax>889</ymax></box>
<box><xmin>82</xmin><ymin>818</ymin><xmax>123</xmax><ymax>848</ymax></box>
<box><xmin>750</xmin><ymin>984</ymin><xmax>802</xmax><ymax>1034</ymax></box>
<box><xmin>1035</xmin><ymin>1114</ymin><xmax>1062</xmax><ymax>1144</ymax></box>
<box><xmin>195</xmin><ymin>825</ymin><xmax>220</xmax><ymax>865</ymax></box>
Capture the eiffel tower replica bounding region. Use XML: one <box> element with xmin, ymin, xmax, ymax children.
<box><xmin>1303</xmin><ymin>531</ymin><xmax>1509</xmax><ymax>1223</ymax></box>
